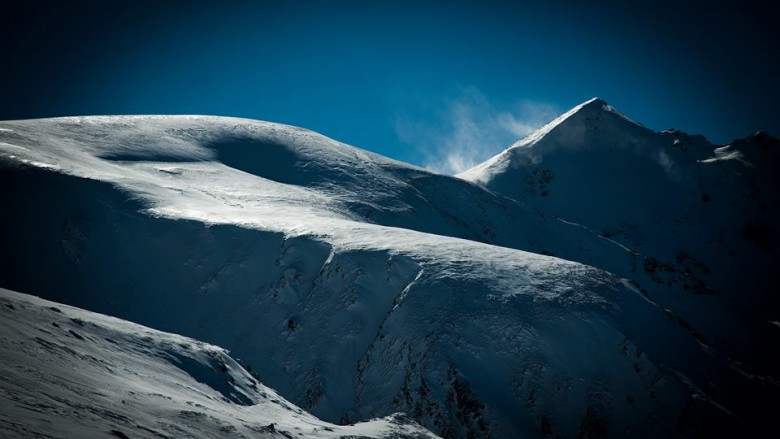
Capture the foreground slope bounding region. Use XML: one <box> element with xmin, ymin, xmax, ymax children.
<box><xmin>0</xmin><ymin>115</ymin><xmax>777</xmax><ymax>438</ymax></box>
<box><xmin>0</xmin><ymin>287</ymin><xmax>437</xmax><ymax>439</ymax></box>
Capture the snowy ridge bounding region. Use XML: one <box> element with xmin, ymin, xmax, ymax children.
<box><xmin>1</xmin><ymin>109</ymin><xmax>778</xmax><ymax>438</ymax></box>
<box><xmin>0</xmin><ymin>287</ymin><xmax>437</xmax><ymax>438</ymax></box>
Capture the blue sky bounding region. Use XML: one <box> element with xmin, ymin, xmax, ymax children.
<box><xmin>3</xmin><ymin>0</ymin><xmax>778</xmax><ymax>173</ymax></box>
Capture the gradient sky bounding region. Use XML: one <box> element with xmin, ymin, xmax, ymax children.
<box><xmin>3</xmin><ymin>0</ymin><xmax>778</xmax><ymax>173</ymax></box>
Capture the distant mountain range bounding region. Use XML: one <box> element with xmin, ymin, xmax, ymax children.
<box><xmin>1</xmin><ymin>99</ymin><xmax>777</xmax><ymax>438</ymax></box>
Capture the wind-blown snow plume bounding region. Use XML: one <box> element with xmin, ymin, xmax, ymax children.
<box><xmin>395</xmin><ymin>87</ymin><xmax>558</xmax><ymax>174</ymax></box>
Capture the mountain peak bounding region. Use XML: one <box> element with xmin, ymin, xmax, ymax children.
<box><xmin>573</xmin><ymin>97</ymin><xmax>637</xmax><ymax>123</ymax></box>
<box><xmin>456</xmin><ymin>98</ymin><xmax>646</xmax><ymax>181</ymax></box>
<box><xmin>456</xmin><ymin>98</ymin><xmax>612</xmax><ymax>179</ymax></box>
<box><xmin>496</xmin><ymin>97</ymin><xmax>626</xmax><ymax>151</ymax></box>
<box><xmin>580</xmin><ymin>96</ymin><xmax>608</xmax><ymax>108</ymax></box>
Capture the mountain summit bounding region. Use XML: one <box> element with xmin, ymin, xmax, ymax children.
<box><xmin>459</xmin><ymin>98</ymin><xmax>780</xmax><ymax>389</ymax></box>
<box><xmin>458</xmin><ymin>97</ymin><xmax>647</xmax><ymax>183</ymax></box>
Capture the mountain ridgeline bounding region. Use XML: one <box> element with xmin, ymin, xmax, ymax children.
<box><xmin>0</xmin><ymin>99</ymin><xmax>777</xmax><ymax>438</ymax></box>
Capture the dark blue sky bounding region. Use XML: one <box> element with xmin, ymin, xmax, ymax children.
<box><xmin>3</xmin><ymin>0</ymin><xmax>778</xmax><ymax>172</ymax></box>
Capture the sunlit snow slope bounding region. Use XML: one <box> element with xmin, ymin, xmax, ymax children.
<box><xmin>0</xmin><ymin>287</ymin><xmax>437</xmax><ymax>439</ymax></box>
<box><xmin>0</xmin><ymin>111</ymin><xmax>777</xmax><ymax>438</ymax></box>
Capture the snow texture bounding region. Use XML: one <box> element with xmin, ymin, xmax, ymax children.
<box><xmin>0</xmin><ymin>287</ymin><xmax>437</xmax><ymax>438</ymax></box>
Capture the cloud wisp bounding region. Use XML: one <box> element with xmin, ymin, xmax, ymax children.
<box><xmin>395</xmin><ymin>88</ymin><xmax>559</xmax><ymax>175</ymax></box>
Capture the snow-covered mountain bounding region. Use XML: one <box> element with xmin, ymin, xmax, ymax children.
<box><xmin>459</xmin><ymin>98</ymin><xmax>780</xmax><ymax>373</ymax></box>
<box><xmin>0</xmin><ymin>105</ymin><xmax>777</xmax><ymax>438</ymax></box>
<box><xmin>0</xmin><ymin>287</ymin><xmax>436</xmax><ymax>438</ymax></box>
